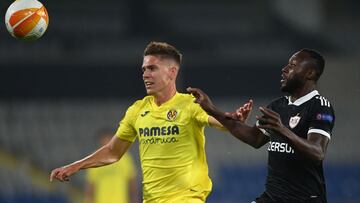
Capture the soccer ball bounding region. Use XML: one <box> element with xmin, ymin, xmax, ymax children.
<box><xmin>5</xmin><ymin>0</ymin><xmax>49</xmax><ymax>41</ymax></box>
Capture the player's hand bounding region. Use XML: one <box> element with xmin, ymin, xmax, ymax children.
<box><xmin>256</xmin><ymin>107</ymin><xmax>285</xmax><ymax>133</ymax></box>
<box><xmin>225</xmin><ymin>99</ymin><xmax>253</xmax><ymax>123</ymax></box>
<box><xmin>187</xmin><ymin>87</ymin><xmax>216</xmax><ymax>114</ymax></box>
<box><xmin>50</xmin><ymin>163</ymin><xmax>80</xmax><ymax>182</ymax></box>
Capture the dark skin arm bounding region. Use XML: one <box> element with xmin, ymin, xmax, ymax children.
<box><xmin>257</xmin><ymin>107</ymin><xmax>329</xmax><ymax>162</ymax></box>
<box><xmin>187</xmin><ymin>87</ymin><xmax>269</xmax><ymax>148</ymax></box>
<box><xmin>187</xmin><ymin>87</ymin><xmax>329</xmax><ymax>161</ymax></box>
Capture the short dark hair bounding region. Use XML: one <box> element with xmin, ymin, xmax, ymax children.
<box><xmin>301</xmin><ymin>48</ymin><xmax>325</xmax><ymax>81</ymax></box>
<box><xmin>144</xmin><ymin>41</ymin><xmax>182</xmax><ymax>65</ymax></box>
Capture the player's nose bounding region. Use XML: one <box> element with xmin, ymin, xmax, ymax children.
<box><xmin>281</xmin><ymin>65</ymin><xmax>289</xmax><ymax>73</ymax></box>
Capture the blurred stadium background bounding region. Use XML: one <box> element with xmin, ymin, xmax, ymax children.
<box><xmin>1</xmin><ymin>0</ymin><xmax>360</xmax><ymax>203</ymax></box>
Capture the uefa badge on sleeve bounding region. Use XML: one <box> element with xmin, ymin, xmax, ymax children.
<box><xmin>289</xmin><ymin>113</ymin><xmax>301</xmax><ymax>129</ymax></box>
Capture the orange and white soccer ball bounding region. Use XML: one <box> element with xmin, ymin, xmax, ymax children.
<box><xmin>5</xmin><ymin>0</ymin><xmax>49</xmax><ymax>41</ymax></box>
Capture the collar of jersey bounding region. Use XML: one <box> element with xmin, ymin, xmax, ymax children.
<box><xmin>150</xmin><ymin>92</ymin><xmax>179</xmax><ymax>109</ymax></box>
<box><xmin>287</xmin><ymin>90</ymin><xmax>319</xmax><ymax>106</ymax></box>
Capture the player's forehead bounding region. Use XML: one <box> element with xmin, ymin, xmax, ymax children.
<box><xmin>142</xmin><ymin>55</ymin><xmax>175</xmax><ymax>69</ymax></box>
<box><xmin>289</xmin><ymin>51</ymin><xmax>310</xmax><ymax>64</ymax></box>
<box><xmin>142</xmin><ymin>55</ymin><xmax>163</xmax><ymax>67</ymax></box>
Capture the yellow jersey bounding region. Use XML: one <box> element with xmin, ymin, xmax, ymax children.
<box><xmin>116</xmin><ymin>92</ymin><xmax>211</xmax><ymax>203</ymax></box>
<box><xmin>86</xmin><ymin>153</ymin><xmax>136</xmax><ymax>203</ymax></box>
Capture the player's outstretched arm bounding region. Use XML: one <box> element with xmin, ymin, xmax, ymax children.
<box><xmin>187</xmin><ymin>87</ymin><xmax>268</xmax><ymax>148</ymax></box>
<box><xmin>50</xmin><ymin>136</ymin><xmax>131</xmax><ymax>182</ymax></box>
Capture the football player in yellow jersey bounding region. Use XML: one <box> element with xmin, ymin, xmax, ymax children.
<box><xmin>84</xmin><ymin>129</ymin><xmax>139</xmax><ymax>203</ymax></box>
<box><xmin>50</xmin><ymin>41</ymin><xmax>252</xmax><ymax>203</ymax></box>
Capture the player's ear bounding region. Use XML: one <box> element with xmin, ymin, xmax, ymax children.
<box><xmin>306</xmin><ymin>67</ymin><xmax>317</xmax><ymax>81</ymax></box>
<box><xmin>169</xmin><ymin>66</ymin><xmax>178</xmax><ymax>80</ymax></box>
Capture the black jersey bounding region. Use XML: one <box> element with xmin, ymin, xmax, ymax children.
<box><xmin>259</xmin><ymin>90</ymin><xmax>335</xmax><ymax>203</ymax></box>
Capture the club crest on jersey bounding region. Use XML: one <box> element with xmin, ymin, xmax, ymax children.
<box><xmin>167</xmin><ymin>109</ymin><xmax>178</xmax><ymax>121</ymax></box>
<box><xmin>289</xmin><ymin>114</ymin><xmax>301</xmax><ymax>129</ymax></box>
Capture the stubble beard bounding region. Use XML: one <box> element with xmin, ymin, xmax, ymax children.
<box><xmin>281</xmin><ymin>75</ymin><xmax>305</xmax><ymax>94</ymax></box>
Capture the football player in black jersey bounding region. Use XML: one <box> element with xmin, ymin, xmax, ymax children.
<box><xmin>187</xmin><ymin>49</ymin><xmax>335</xmax><ymax>203</ymax></box>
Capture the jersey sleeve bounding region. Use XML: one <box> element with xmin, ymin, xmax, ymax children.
<box><xmin>115</xmin><ymin>103</ymin><xmax>139</xmax><ymax>142</ymax></box>
<box><xmin>308</xmin><ymin>97</ymin><xmax>335</xmax><ymax>139</ymax></box>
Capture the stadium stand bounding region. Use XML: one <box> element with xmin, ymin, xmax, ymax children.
<box><xmin>0</xmin><ymin>0</ymin><xmax>359</xmax><ymax>203</ymax></box>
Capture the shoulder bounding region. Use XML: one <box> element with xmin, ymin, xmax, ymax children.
<box><xmin>178</xmin><ymin>92</ymin><xmax>202</xmax><ymax>108</ymax></box>
<box><xmin>308</xmin><ymin>94</ymin><xmax>335</xmax><ymax>135</ymax></box>
<box><xmin>125</xmin><ymin>96</ymin><xmax>152</xmax><ymax>116</ymax></box>
<box><xmin>172</xmin><ymin>92</ymin><xmax>197</xmax><ymax>107</ymax></box>
<box><xmin>268</xmin><ymin>96</ymin><xmax>288</xmax><ymax>109</ymax></box>
<box><xmin>309</xmin><ymin>94</ymin><xmax>335</xmax><ymax>118</ymax></box>
<box><xmin>176</xmin><ymin>92</ymin><xmax>194</xmax><ymax>101</ymax></box>
<box><xmin>312</xmin><ymin>95</ymin><xmax>334</xmax><ymax>109</ymax></box>
<box><xmin>176</xmin><ymin>92</ymin><xmax>207</xmax><ymax>117</ymax></box>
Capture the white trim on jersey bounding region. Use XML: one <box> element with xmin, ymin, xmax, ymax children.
<box><xmin>316</xmin><ymin>96</ymin><xmax>331</xmax><ymax>107</ymax></box>
<box><xmin>256</xmin><ymin>121</ymin><xmax>270</xmax><ymax>136</ymax></box>
<box><xmin>288</xmin><ymin>90</ymin><xmax>319</xmax><ymax>106</ymax></box>
<box><xmin>308</xmin><ymin>128</ymin><xmax>331</xmax><ymax>139</ymax></box>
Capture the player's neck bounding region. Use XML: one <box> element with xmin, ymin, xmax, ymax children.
<box><xmin>153</xmin><ymin>86</ymin><xmax>177</xmax><ymax>106</ymax></box>
<box><xmin>290</xmin><ymin>82</ymin><xmax>316</xmax><ymax>102</ymax></box>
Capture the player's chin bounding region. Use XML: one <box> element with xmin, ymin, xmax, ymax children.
<box><xmin>280</xmin><ymin>84</ymin><xmax>288</xmax><ymax>92</ymax></box>
<box><xmin>146</xmin><ymin>89</ymin><xmax>155</xmax><ymax>95</ymax></box>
